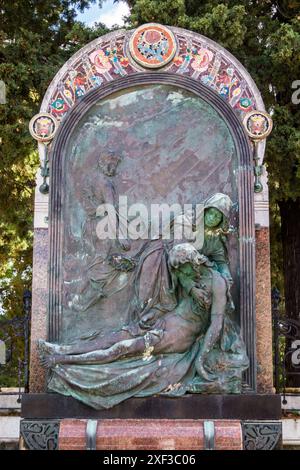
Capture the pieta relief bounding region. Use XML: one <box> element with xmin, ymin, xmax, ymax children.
<box><xmin>39</xmin><ymin>83</ymin><xmax>253</xmax><ymax>409</ymax></box>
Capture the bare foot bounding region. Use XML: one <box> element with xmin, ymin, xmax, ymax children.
<box><xmin>38</xmin><ymin>339</ymin><xmax>61</xmax><ymax>355</ymax></box>
<box><xmin>37</xmin><ymin>339</ymin><xmax>51</xmax><ymax>354</ymax></box>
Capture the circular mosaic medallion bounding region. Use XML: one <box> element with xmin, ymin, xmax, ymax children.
<box><xmin>243</xmin><ymin>110</ymin><xmax>273</xmax><ymax>140</ymax></box>
<box><xmin>129</xmin><ymin>23</ymin><xmax>177</xmax><ymax>69</ymax></box>
<box><xmin>29</xmin><ymin>113</ymin><xmax>58</xmax><ymax>142</ymax></box>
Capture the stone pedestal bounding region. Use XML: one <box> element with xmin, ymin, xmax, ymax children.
<box><xmin>20</xmin><ymin>394</ymin><xmax>282</xmax><ymax>450</ymax></box>
<box><xmin>59</xmin><ymin>419</ymin><xmax>242</xmax><ymax>450</ymax></box>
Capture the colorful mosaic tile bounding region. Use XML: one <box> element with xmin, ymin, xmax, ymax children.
<box><xmin>243</xmin><ymin>110</ymin><xmax>273</xmax><ymax>140</ymax></box>
<box><xmin>44</xmin><ymin>25</ymin><xmax>258</xmax><ymax>126</ymax></box>
<box><xmin>129</xmin><ymin>23</ymin><xmax>177</xmax><ymax>68</ymax></box>
<box><xmin>29</xmin><ymin>113</ymin><xmax>58</xmax><ymax>142</ymax></box>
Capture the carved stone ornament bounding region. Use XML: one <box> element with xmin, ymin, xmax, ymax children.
<box><xmin>243</xmin><ymin>110</ymin><xmax>273</xmax><ymax>141</ymax></box>
<box><xmin>129</xmin><ymin>23</ymin><xmax>177</xmax><ymax>69</ymax></box>
<box><xmin>20</xmin><ymin>420</ymin><xmax>59</xmax><ymax>450</ymax></box>
<box><xmin>29</xmin><ymin>112</ymin><xmax>58</xmax><ymax>142</ymax></box>
<box><xmin>243</xmin><ymin>421</ymin><xmax>282</xmax><ymax>450</ymax></box>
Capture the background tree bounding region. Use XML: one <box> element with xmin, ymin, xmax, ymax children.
<box><xmin>0</xmin><ymin>0</ymin><xmax>108</xmax><ymax>386</ymax></box>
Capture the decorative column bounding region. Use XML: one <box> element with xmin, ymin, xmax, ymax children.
<box><xmin>243</xmin><ymin>110</ymin><xmax>274</xmax><ymax>393</ymax></box>
<box><xmin>28</xmin><ymin>114</ymin><xmax>58</xmax><ymax>392</ymax></box>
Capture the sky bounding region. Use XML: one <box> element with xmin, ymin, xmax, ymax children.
<box><xmin>76</xmin><ymin>0</ymin><xmax>130</xmax><ymax>28</ymax></box>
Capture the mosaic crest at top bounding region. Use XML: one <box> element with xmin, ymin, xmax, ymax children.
<box><xmin>129</xmin><ymin>23</ymin><xmax>177</xmax><ymax>68</ymax></box>
<box><xmin>41</xmin><ymin>24</ymin><xmax>264</xmax><ymax>130</ymax></box>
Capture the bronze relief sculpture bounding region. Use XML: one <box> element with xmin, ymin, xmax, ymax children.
<box><xmin>68</xmin><ymin>151</ymin><xmax>133</xmax><ymax>313</ymax></box>
<box><xmin>39</xmin><ymin>189</ymin><xmax>249</xmax><ymax>410</ymax></box>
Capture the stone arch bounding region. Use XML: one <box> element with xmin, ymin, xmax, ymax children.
<box><xmin>35</xmin><ymin>25</ymin><xmax>269</xmax><ymax>232</ymax></box>
<box><xmin>48</xmin><ymin>71</ymin><xmax>256</xmax><ymax>391</ymax></box>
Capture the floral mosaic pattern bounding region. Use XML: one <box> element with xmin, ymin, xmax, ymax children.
<box><xmin>49</xmin><ymin>34</ymin><xmax>133</xmax><ymax>120</ymax></box>
<box><xmin>169</xmin><ymin>33</ymin><xmax>254</xmax><ymax>114</ymax></box>
<box><xmin>45</xmin><ymin>27</ymin><xmax>257</xmax><ymax>124</ymax></box>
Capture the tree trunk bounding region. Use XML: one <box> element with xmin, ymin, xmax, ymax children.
<box><xmin>279</xmin><ymin>198</ymin><xmax>300</xmax><ymax>387</ymax></box>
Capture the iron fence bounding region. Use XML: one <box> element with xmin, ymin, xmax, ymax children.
<box><xmin>0</xmin><ymin>290</ymin><xmax>31</xmax><ymax>402</ymax></box>
<box><xmin>272</xmin><ymin>287</ymin><xmax>300</xmax><ymax>399</ymax></box>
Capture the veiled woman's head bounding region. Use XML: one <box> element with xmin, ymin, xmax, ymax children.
<box><xmin>204</xmin><ymin>193</ymin><xmax>233</xmax><ymax>230</ymax></box>
<box><xmin>204</xmin><ymin>207</ymin><xmax>223</xmax><ymax>228</ymax></box>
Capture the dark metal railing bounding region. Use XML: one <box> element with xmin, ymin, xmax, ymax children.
<box><xmin>0</xmin><ymin>289</ymin><xmax>31</xmax><ymax>402</ymax></box>
<box><xmin>272</xmin><ymin>287</ymin><xmax>300</xmax><ymax>398</ymax></box>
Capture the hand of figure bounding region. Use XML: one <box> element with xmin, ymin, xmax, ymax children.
<box><xmin>225</xmin><ymin>275</ymin><xmax>233</xmax><ymax>287</ymax></box>
<box><xmin>195</xmin><ymin>253</ymin><xmax>215</xmax><ymax>268</ymax></box>
<box><xmin>191</xmin><ymin>287</ymin><xmax>210</xmax><ymax>310</ymax></box>
<box><xmin>197</xmin><ymin>253</ymin><xmax>210</xmax><ymax>264</ymax></box>
<box><xmin>119</xmin><ymin>239</ymin><xmax>131</xmax><ymax>251</ymax></box>
<box><xmin>139</xmin><ymin>310</ymin><xmax>156</xmax><ymax>327</ymax></box>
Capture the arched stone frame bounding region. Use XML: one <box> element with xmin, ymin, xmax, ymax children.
<box><xmin>47</xmin><ymin>71</ymin><xmax>256</xmax><ymax>392</ymax></box>
<box><xmin>34</xmin><ymin>25</ymin><xmax>269</xmax><ymax>231</ymax></box>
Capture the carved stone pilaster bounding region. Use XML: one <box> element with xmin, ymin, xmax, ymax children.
<box><xmin>20</xmin><ymin>419</ymin><xmax>59</xmax><ymax>450</ymax></box>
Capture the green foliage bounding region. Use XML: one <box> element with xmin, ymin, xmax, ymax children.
<box><xmin>183</xmin><ymin>4</ymin><xmax>247</xmax><ymax>51</ymax></box>
<box><xmin>129</xmin><ymin>0</ymin><xmax>186</xmax><ymax>26</ymax></box>
<box><xmin>0</xmin><ymin>0</ymin><xmax>109</xmax><ymax>386</ymax></box>
<box><xmin>266</xmin><ymin>105</ymin><xmax>300</xmax><ymax>200</ymax></box>
<box><xmin>129</xmin><ymin>0</ymin><xmax>247</xmax><ymax>50</ymax></box>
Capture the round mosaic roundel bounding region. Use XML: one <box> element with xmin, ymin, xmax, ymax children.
<box><xmin>29</xmin><ymin>112</ymin><xmax>58</xmax><ymax>142</ymax></box>
<box><xmin>129</xmin><ymin>23</ymin><xmax>177</xmax><ymax>69</ymax></box>
<box><xmin>243</xmin><ymin>110</ymin><xmax>273</xmax><ymax>141</ymax></box>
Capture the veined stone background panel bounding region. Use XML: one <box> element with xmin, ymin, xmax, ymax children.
<box><xmin>255</xmin><ymin>227</ymin><xmax>273</xmax><ymax>393</ymax></box>
<box><xmin>29</xmin><ymin>228</ymin><xmax>48</xmax><ymax>392</ymax></box>
<box><xmin>60</xmin><ymin>84</ymin><xmax>239</xmax><ymax>341</ymax></box>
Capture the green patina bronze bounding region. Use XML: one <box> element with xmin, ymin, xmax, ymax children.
<box><xmin>37</xmin><ymin>85</ymin><xmax>249</xmax><ymax>409</ymax></box>
<box><xmin>39</xmin><ymin>193</ymin><xmax>248</xmax><ymax>410</ymax></box>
